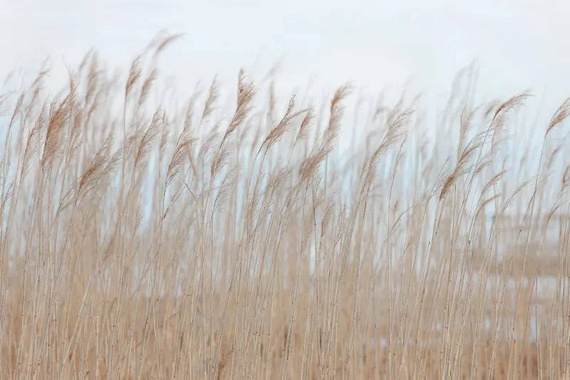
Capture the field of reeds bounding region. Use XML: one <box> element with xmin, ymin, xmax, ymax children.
<box><xmin>0</xmin><ymin>36</ymin><xmax>569</xmax><ymax>379</ymax></box>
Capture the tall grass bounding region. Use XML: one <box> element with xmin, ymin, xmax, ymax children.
<box><xmin>0</xmin><ymin>38</ymin><xmax>569</xmax><ymax>379</ymax></box>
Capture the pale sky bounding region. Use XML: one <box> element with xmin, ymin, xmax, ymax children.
<box><xmin>1</xmin><ymin>0</ymin><xmax>570</xmax><ymax>105</ymax></box>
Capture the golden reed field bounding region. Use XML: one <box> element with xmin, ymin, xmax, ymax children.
<box><xmin>0</xmin><ymin>36</ymin><xmax>569</xmax><ymax>379</ymax></box>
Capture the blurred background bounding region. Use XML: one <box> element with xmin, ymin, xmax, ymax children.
<box><xmin>2</xmin><ymin>0</ymin><xmax>569</xmax><ymax>104</ymax></box>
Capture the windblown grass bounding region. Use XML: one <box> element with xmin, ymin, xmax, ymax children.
<box><xmin>0</xmin><ymin>37</ymin><xmax>569</xmax><ymax>379</ymax></box>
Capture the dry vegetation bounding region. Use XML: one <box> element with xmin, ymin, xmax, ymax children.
<box><xmin>0</xmin><ymin>37</ymin><xmax>569</xmax><ymax>379</ymax></box>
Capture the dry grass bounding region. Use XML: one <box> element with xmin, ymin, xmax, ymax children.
<box><xmin>0</xmin><ymin>39</ymin><xmax>569</xmax><ymax>379</ymax></box>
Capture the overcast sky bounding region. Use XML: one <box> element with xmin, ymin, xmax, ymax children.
<box><xmin>1</xmin><ymin>0</ymin><xmax>570</xmax><ymax>105</ymax></box>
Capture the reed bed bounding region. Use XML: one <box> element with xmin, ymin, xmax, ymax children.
<box><xmin>0</xmin><ymin>37</ymin><xmax>569</xmax><ymax>379</ymax></box>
